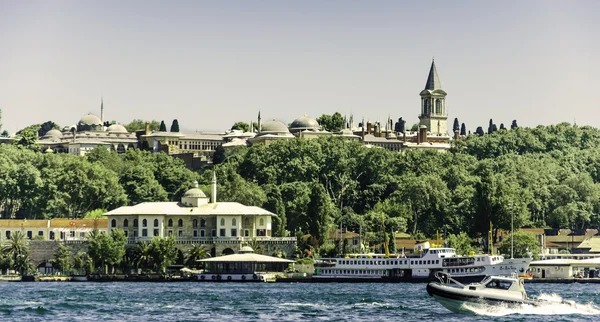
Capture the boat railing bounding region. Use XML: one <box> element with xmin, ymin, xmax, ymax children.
<box><xmin>434</xmin><ymin>271</ymin><xmax>465</xmax><ymax>287</ymax></box>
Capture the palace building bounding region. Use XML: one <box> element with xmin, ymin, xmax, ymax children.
<box><xmin>104</xmin><ymin>172</ymin><xmax>296</xmax><ymax>257</ymax></box>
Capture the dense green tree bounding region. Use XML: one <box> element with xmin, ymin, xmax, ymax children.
<box><xmin>446</xmin><ymin>232</ymin><xmax>477</xmax><ymax>256</ymax></box>
<box><xmin>159</xmin><ymin>120</ymin><xmax>167</xmax><ymax>132</ymax></box>
<box><xmin>460</xmin><ymin>123</ymin><xmax>466</xmax><ymax>136</ymax></box>
<box><xmin>498</xmin><ymin>230</ymin><xmax>539</xmax><ymax>260</ymax></box>
<box><xmin>37</xmin><ymin>121</ymin><xmax>60</xmax><ymax>137</ymax></box>
<box><xmin>185</xmin><ymin>244</ymin><xmax>210</xmax><ymax>269</ymax></box>
<box><xmin>52</xmin><ymin>243</ymin><xmax>73</xmax><ymax>274</ymax></box>
<box><xmin>170</xmin><ymin>119</ymin><xmax>180</xmax><ymax>132</ymax></box>
<box><xmin>231</xmin><ymin>121</ymin><xmax>250</xmax><ymax>132</ymax></box>
<box><xmin>87</xmin><ymin>229</ymin><xmax>127</xmax><ymax>274</ymax></box>
<box><xmin>120</xmin><ymin>165</ymin><xmax>168</xmax><ymax>205</ymax></box>
<box><xmin>149</xmin><ymin>236</ymin><xmax>178</xmax><ymax>274</ymax></box>
<box><xmin>124</xmin><ymin>119</ymin><xmax>161</xmax><ymax>132</ymax></box>
<box><xmin>306</xmin><ymin>182</ymin><xmax>335</xmax><ymax>245</ymax></box>
<box><xmin>3</xmin><ymin>231</ymin><xmax>32</xmax><ymax>275</ymax></box>
<box><xmin>453</xmin><ymin>118</ymin><xmax>460</xmax><ymax>132</ymax></box>
<box><xmin>511</xmin><ymin>120</ymin><xmax>518</xmax><ymax>129</ymax></box>
<box><xmin>13</xmin><ymin>127</ymin><xmax>38</xmax><ymax>149</ymax></box>
<box><xmin>73</xmin><ymin>252</ymin><xmax>93</xmax><ymax>275</ymax></box>
<box><xmin>317</xmin><ymin>112</ymin><xmax>345</xmax><ymax>132</ymax></box>
<box><xmin>1</xmin><ymin>130</ymin><xmax>8</xmax><ymax>137</ymax></box>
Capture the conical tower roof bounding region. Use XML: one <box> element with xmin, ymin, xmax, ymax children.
<box><xmin>424</xmin><ymin>59</ymin><xmax>442</xmax><ymax>90</ymax></box>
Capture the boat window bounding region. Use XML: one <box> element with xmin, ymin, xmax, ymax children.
<box><xmin>486</xmin><ymin>280</ymin><xmax>512</xmax><ymax>290</ymax></box>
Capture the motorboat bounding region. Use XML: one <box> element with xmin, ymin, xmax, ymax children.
<box><xmin>427</xmin><ymin>272</ymin><xmax>541</xmax><ymax>313</ymax></box>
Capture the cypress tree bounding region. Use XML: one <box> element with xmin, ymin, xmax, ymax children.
<box><xmin>476</xmin><ymin>126</ymin><xmax>485</xmax><ymax>136</ymax></box>
<box><xmin>488</xmin><ymin>119</ymin><xmax>494</xmax><ymax>134</ymax></box>
<box><xmin>159</xmin><ymin>120</ymin><xmax>167</xmax><ymax>132</ymax></box>
<box><xmin>453</xmin><ymin>118</ymin><xmax>460</xmax><ymax>132</ymax></box>
<box><xmin>460</xmin><ymin>123</ymin><xmax>466</xmax><ymax>136</ymax></box>
<box><xmin>511</xmin><ymin>120</ymin><xmax>518</xmax><ymax>129</ymax></box>
<box><xmin>170</xmin><ymin>119</ymin><xmax>180</xmax><ymax>132</ymax></box>
<box><xmin>500</xmin><ymin>123</ymin><xmax>505</xmax><ymax>130</ymax></box>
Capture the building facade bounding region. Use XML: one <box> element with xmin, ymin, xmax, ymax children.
<box><xmin>0</xmin><ymin>218</ymin><xmax>108</xmax><ymax>242</ymax></box>
<box><xmin>104</xmin><ymin>174</ymin><xmax>296</xmax><ymax>257</ymax></box>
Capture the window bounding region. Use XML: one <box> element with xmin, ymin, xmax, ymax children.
<box><xmin>232</xmin><ymin>218</ymin><xmax>236</xmax><ymax>226</ymax></box>
<box><xmin>200</xmin><ymin>219</ymin><xmax>206</xmax><ymax>227</ymax></box>
<box><xmin>142</xmin><ymin>229</ymin><xmax>148</xmax><ymax>237</ymax></box>
<box><xmin>27</xmin><ymin>231</ymin><xmax>32</xmax><ymax>239</ymax></box>
<box><xmin>70</xmin><ymin>231</ymin><xmax>75</xmax><ymax>238</ymax></box>
<box><xmin>200</xmin><ymin>230</ymin><xmax>205</xmax><ymax>237</ymax></box>
<box><xmin>142</xmin><ymin>219</ymin><xmax>147</xmax><ymax>227</ymax></box>
<box><xmin>168</xmin><ymin>230</ymin><xmax>173</xmax><ymax>236</ymax></box>
<box><xmin>80</xmin><ymin>232</ymin><xmax>85</xmax><ymax>237</ymax></box>
<box><xmin>49</xmin><ymin>231</ymin><xmax>55</xmax><ymax>240</ymax></box>
<box><xmin>154</xmin><ymin>229</ymin><xmax>159</xmax><ymax>236</ymax></box>
<box><xmin>220</xmin><ymin>218</ymin><xmax>225</xmax><ymax>226</ymax></box>
<box><xmin>244</xmin><ymin>230</ymin><xmax>249</xmax><ymax>237</ymax></box>
<box><xmin>178</xmin><ymin>219</ymin><xmax>183</xmax><ymax>227</ymax></box>
<box><xmin>259</xmin><ymin>218</ymin><xmax>264</xmax><ymax>226</ymax></box>
<box><xmin>231</xmin><ymin>229</ymin><xmax>237</xmax><ymax>237</ymax></box>
<box><xmin>212</xmin><ymin>229</ymin><xmax>216</xmax><ymax>237</ymax></box>
<box><xmin>220</xmin><ymin>229</ymin><xmax>226</xmax><ymax>237</ymax></box>
<box><xmin>435</xmin><ymin>99</ymin><xmax>441</xmax><ymax>114</ymax></box>
<box><xmin>38</xmin><ymin>231</ymin><xmax>44</xmax><ymax>237</ymax></box>
<box><xmin>154</xmin><ymin>219</ymin><xmax>159</xmax><ymax>227</ymax></box>
<box><xmin>124</xmin><ymin>231</ymin><xmax>128</xmax><ymax>237</ymax></box>
<box><xmin>60</xmin><ymin>232</ymin><xmax>65</xmax><ymax>240</ymax></box>
<box><xmin>111</xmin><ymin>219</ymin><xmax>117</xmax><ymax>228</ymax></box>
<box><xmin>168</xmin><ymin>219</ymin><xmax>173</xmax><ymax>227</ymax></box>
<box><xmin>133</xmin><ymin>230</ymin><xmax>138</xmax><ymax>237</ymax></box>
<box><xmin>5</xmin><ymin>231</ymin><xmax>10</xmax><ymax>239</ymax></box>
<box><xmin>124</xmin><ymin>219</ymin><xmax>129</xmax><ymax>227</ymax></box>
<box><xmin>134</xmin><ymin>219</ymin><xmax>138</xmax><ymax>227</ymax></box>
<box><xmin>193</xmin><ymin>219</ymin><xmax>198</xmax><ymax>228</ymax></box>
<box><xmin>178</xmin><ymin>230</ymin><xmax>183</xmax><ymax>237</ymax></box>
<box><xmin>193</xmin><ymin>230</ymin><xmax>198</xmax><ymax>237</ymax></box>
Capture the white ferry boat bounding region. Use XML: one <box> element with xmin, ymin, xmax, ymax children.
<box><xmin>313</xmin><ymin>242</ymin><xmax>531</xmax><ymax>283</ymax></box>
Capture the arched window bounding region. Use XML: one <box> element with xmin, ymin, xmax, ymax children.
<box><xmin>111</xmin><ymin>219</ymin><xmax>117</xmax><ymax>228</ymax></box>
<box><xmin>200</xmin><ymin>219</ymin><xmax>206</xmax><ymax>227</ymax></box>
<box><xmin>178</xmin><ymin>219</ymin><xmax>183</xmax><ymax>227</ymax></box>
<box><xmin>134</xmin><ymin>219</ymin><xmax>138</xmax><ymax>227</ymax></box>
<box><xmin>435</xmin><ymin>99</ymin><xmax>441</xmax><ymax>114</ymax></box>
<box><xmin>424</xmin><ymin>100</ymin><xmax>430</xmax><ymax>115</ymax></box>
<box><xmin>259</xmin><ymin>218</ymin><xmax>264</xmax><ymax>226</ymax></box>
<box><xmin>123</xmin><ymin>219</ymin><xmax>129</xmax><ymax>228</ymax></box>
<box><xmin>232</xmin><ymin>218</ymin><xmax>236</xmax><ymax>226</ymax></box>
<box><xmin>154</xmin><ymin>219</ymin><xmax>159</xmax><ymax>227</ymax></box>
<box><xmin>142</xmin><ymin>219</ymin><xmax>147</xmax><ymax>227</ymax></box>
<box><xmin>168</xmin><ymin>219</ymin><xmax>173</xmax><ymax>227</ymax></box>
<box><xmin>193</xmin><ymin>219</ymin><xmax>198</xmax><ymax>228</ymax></box>
<box><xmin>220</xmin><ymin>218</ymin><xmax>225</xmax><ymax>226</ymax></box>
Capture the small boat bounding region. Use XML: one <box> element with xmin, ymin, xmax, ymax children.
<box><xmin>427</xmin><ymin>272</ymin><xmax>542</xmax><ymax>313</ymax></box>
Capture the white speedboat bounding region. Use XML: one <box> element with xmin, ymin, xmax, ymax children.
<box><xmin>427</xmin><ymin>272</ymin><xmax>545</xmax><ymax>313</ymax></box>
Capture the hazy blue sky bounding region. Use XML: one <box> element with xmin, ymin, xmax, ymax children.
<box><xmin>1</xmin><ymin>0</ymin><xmax>598</xmax><ymax>133</ymax></box>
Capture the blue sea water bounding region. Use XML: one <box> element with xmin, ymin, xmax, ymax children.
<box><xmin>0</xmin><ymin>282</ymin><xmax>598</xmax><ymax>321</ymax></box>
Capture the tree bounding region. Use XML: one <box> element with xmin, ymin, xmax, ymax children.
<box><xmin>159</xmin><ymin>121</ymin><xmax>167</xmax><ymax>132</ymax></box>
<box><xmin>124</xmin><ymin>120</ymin><xmax>161</xmax><ymax>132</ymax></box>
<box><xmin>119</xmin><ymin>165</ymin><xmax>168</xmax><ymax>205</ymax></box>
<box><xmin>498</xmin><ymin>230</ymin><xmax>539</xmax><ymax>260</ymax></box>
<box><xmin>37</xmin><ymin>121</ymin><xmax>60</xmax><ymax>137</ymax></box>
<box><xmin>87</xmin><ymin>229</ymin><xmax>127</xmax><ymax>274</ymax></box>
<box><xmin>488</xmin><ymin>119</ymin><xmax>494</xmax><ymax>134</ymax></box>
<box><xmin>73</xmin><ymin>252</ymin><xmax>93</xmax><ymax>275</ymax></box>
<box><xmin>185</xmin><ymin>244</ymin><xmax>210</xmax><ymax>269</ymax></box>
<box><xmin>410</xmin><ymin>123</ymin><xmax>419</xmax><ymax>132</ymax></box>
<box><xmin>394</xmin><ymin>118</ymin><xmax>405</xmax><ymax>133</ymax></box>
<box><xmin>453</xmin><ymin>118</ymin><xmax>460</xmax><ymax>132</ymax></box>
<box><xmin>317</xmin><ymin>112</ymin><xmax>345</xmax><ymax>132</ymax></box>
<box><xmin>446</xmin><ymin>232</ymin><xmax>477</xmax><ymax>256</ymax></box>
<box><xmin>511</xmin><ymin>120</ymin><xmax>518</xmax><ymax>129</ymax></box>
<box><xmin>149</xmin><ymin>236</ymin><xmax>178</xmax><ymax>274</ymax></box>
<box><xmin>170</xmin><ymin>119</ymin><xmax>180</xmax><ymax>132</ymax></box>
<box><xmin>84</xmin><ymin>209</ymin><xmax>107</xmax><ymax>219</ymax></box>
<box><xmin>460</xmin><ymin>123</ymin><xmax>466</xmax><ymax>136</ymax></box>
<box><xmin>475</xmin><ymin>126</ymin><xmax>485</xmax><ymax>136</ymax></box>
<box><xmin>3</xmin><ymin>231</ymin><xmax>32</xmax><ymax>275</ymax></box>
<box><xmin>13</xmin><ymin>127</ymin><xmax>38</xmax><ymax>149</ymax></box>
<box><xmin>52</xmin><ymin>243</ymin><xmax>73</xmax><ymax>274</ymax></box>
<box><xmin>231</xmin><ymin>122</ymin><xmax>250</xmax><ymax>132</ymax></box>
<box><xmin>1</xmin><ymin>130</ymin><xmax>8</xmax><ymax>137</ymax></box>
<box><xmin>500</xmin><ymin>123</ymin><xmax>506</xmax><ymax>130</ymax></box>
<box><xmin>306</xmin><ymin>183</ymin><xmax>335</xmax><ymax>245</ymax></box>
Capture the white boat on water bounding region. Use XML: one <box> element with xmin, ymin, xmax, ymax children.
<box><xmin>313</xmin><ymin>242</ymin><xmax>531</xmax><ymax>282</ymax></box>
<box><xmin>427</xmin><ymin>272</ymin><xmax>571</xmax><ymax>313</ymax></box>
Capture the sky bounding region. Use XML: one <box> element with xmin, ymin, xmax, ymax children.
<box><xmin>1</xmin><ymin>0</ymin><xmax>599</xmax><ymax>133</ymax></box>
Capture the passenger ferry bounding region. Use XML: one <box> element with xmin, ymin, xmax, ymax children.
<box><xmin>313</xmin><ymin>242</ymin><xmax>531</xmax><ymax>283</ymax></box>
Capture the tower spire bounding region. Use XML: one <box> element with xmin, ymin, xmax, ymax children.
<box><xmin>424</xmin><ymin>59</ymin><xmax>442</xmax><ymax>90</ymax></box>
<box><xmin>100</xmin><ymin>96</ymin><xmax>104</xmax><ymax>125</ymax></box>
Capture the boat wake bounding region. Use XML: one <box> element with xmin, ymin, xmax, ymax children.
<box><xmin>462</xmin><ymin>293</ymin><xmax>600</xmax><ymax>317</ymax></box>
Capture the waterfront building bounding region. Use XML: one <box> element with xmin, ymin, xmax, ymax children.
<box><xmin>104</xmin><ymin>173</ymin><xmax>296</xmax><ymax>257</ymax></box>
<box><xmin>140</xmin><ymin>130</ymin><xmax>225</xmax><ymax>162</ymax></box>
<box><xmin>0</xmin><ymin>218</ymin><xmax>108</xmax><ymax>242</ymax></box>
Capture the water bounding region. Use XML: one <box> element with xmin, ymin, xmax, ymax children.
<box><xmin>0</xmin><ymin>282</ymin><xmax>599</xmax><ymax>321</ymax></box>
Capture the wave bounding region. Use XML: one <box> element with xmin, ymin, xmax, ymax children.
<box><xmin>462</xmin><ymin>293</ymin><xmax>600</xmax><ymax>317</ymax></box>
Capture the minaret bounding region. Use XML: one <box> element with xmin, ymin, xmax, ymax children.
<box><xmin>100</xmin><ymin>97</ymin><xmax>104</xmax><ymax>125</ymax></box>
<box><xmin>418</xmin><ymin>59</ymin><xmax>448</xmax><ymax>136</ymax></box>
<box><xmin>211</xmin><ymin>171</ymin><xmax>217</xmax><ymax>204</ymax></box>
<box><xmin>257</xmin><ymin>110</ymin><xmax>262</xmax><ymax>133</ymax></box>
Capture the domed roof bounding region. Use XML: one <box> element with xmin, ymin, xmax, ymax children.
<box><xmin>290</xmin><ymin>115</ymin><xmax>320</xmax><ymax>131</ymax></box>
<box><xmin>183</xmin><ymin>181</ymin><xmax>206</xmax><ymax>198</ymax></box>
<box><xmin>79</xmin><ymin>114</ymin><xmax>102</xmax><ymax>126</ymax></box>
<box><xmin>45</xmin><ymin>129</ymin><xmax>63</xmax><ymax>138</ymax></box>
<box><xmin>106</xmin><ymin>124</ymin><xmax>128</xmax><ymax>133</ymax></box>
<box><xmin>260</xmin><ymin>120</ymin><xmax>290</xmax><ymax>134</ymax></box>
<box><xmin>239</xmin><ymin>246</ymin><xmax>254</xmax><ymax>254</ymax></box>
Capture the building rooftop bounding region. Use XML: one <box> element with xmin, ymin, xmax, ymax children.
<box><xmin>104</xmin><ymin>202</ymin><xmax>276</xmax><ymax>216</ymax></box>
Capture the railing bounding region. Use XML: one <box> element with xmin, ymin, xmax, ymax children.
<box><xmin>125</xmin><ymin>236</ymin><xmax>296</xmax><ymax>244</ymax></box>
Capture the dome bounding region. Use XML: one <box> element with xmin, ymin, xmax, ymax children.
<box><xmin>239</xmin><ymin>246</ymin><xmax>254</xmax><ymax>254</ymax></box>
<box><xmin>77</xmin><ymin>114</ymin><xmax>103</xmax><ymax>132</ymax></box>
<box><xmin>260</xmin><ymin>120</ymin><xmax>290</xmax><ymax>134</ymax></box>
<box><xmin>290</xmin><ymin>115</ymin><xmax>320</xmax><ymax>132</ymax></box>
<box><xmin>106</xmin><ymin>124</ymin><xmax>128</xmax><ymax>133</ymax></box>
<box><xmin>45</xmin><ymin>129</ymin><xmax>63</xmax><ymax>138</ymax></box>
<box><xmin>183</xmin><ymin>188</ymin><xmax>206</xmax><ymax>198</ymax></box>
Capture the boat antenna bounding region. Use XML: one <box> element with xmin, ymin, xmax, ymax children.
<box><xmin>511</xmin><ymin>204</ymin><xmax>514</xmax><ymax>259</ymax></box>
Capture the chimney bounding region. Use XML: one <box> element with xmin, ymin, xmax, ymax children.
<box><xmin>145</xmin><ymin>122</ymin><xmax>150</xmax><ymax>135</ymax></box>
<box><xmin>403</xmin><ymin>131</ymin><xmax>406</xmax><ymax>142</ymax></box>
<box><xmin>454</xmin><ymin>129</ymin><xmax>459</xmax><ymax>140</ymax></box>
<box><xmin>367</xmin><ymin>122</ymin><xmax>372</xmax><ymax>134</ymax></box>
<box><xmin>211</xmin><ymin>171</ymin><xmax>217</xmax><ymax>203</ymax></box>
